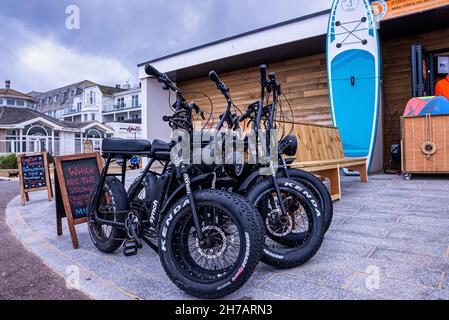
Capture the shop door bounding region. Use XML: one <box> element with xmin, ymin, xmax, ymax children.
<box><xmin>411</xmin><ymin>44</ymin><xmax>435</xmax><ymax>97</ymax></box>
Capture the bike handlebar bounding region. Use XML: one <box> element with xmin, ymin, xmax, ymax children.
<box><xmin>145</xmin><ymin>64</ymin><xmax>163</xmax><ymax>79</ymax></box>
<box><xmin>259</xmin><ymin>64</ymin><xmax>267</xmax><ymax>83</ymax></box>
<box><xmin>208</xmin><ymin>70</ymin><xmax>229</xmax><ymax>95</ymax></box>
<box><xmin>208</xmin><ymin>71</ymin><xmax>221</xmax><ymax>86</ymax></box>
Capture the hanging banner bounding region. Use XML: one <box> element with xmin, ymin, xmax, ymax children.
<box><xmin>372</xmin><ymin>0</ymin><xmax>449</xmax><ymax>22</ymax></box>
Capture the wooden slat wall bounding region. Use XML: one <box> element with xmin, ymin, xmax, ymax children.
<box><xmin>382</xmin><ymin>27</ymin><xmax>449</xmax><ymax>164</ymax></box>
<box><xmin>179</xmin><ymin>53</ymin><xmax>332</xmax><ymax>126</ymax></box>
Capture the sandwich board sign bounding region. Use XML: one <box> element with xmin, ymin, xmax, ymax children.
<box><xmin>54</xmin><ymin>152</ymin><xmax>103</xmax><ymax>249</ymax></box>
<box><xmin>17</xmin><ymin>152</ymin><xmax>52</xmax><ymax>206</ymax></box>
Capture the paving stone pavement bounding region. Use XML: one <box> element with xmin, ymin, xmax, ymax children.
<box><xmin>5</xmin><ymin>172</ymin><xmax>449</xmax><ymax>300</ymax></box>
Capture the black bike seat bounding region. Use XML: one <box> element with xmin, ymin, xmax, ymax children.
<box><xmin>102</xmin><ymin>138</ymin><xmax>152</xmax><ymax>154</ymax></box>
<box><xmin>150</xmin><ymin>139</ymin><xmax>171</xmax><ymax>155</ymax></box>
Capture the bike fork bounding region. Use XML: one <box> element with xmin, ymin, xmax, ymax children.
<box><xmin>269</xmin><ymin>161</ymin><xmax>288</xmax><ymax>216</ymax></box>
<box><xmin>182</xmin><ymin>172</ymin><xmax>204</xmax><ymax>241</ymax></box>
<box><xmin>174</xmin><ymin>158</ymin><xmax>204</xmax><ymax>241</ymax></box>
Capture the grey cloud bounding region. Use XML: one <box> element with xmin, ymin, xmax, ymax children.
<box><xmin>0</xmin><ymin>0</ymin><xmax>331</xmax><ymax>92</ymax></box>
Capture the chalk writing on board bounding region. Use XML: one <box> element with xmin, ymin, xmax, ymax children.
<box><xmin>21</xmin><ymin>155</ymin><xmax>47</xmax><ymax>190</ymax></box>
<box><xmin>61</xmin><ymin>158</ymin><xmax>100</xmax><ymax>220</ymax></box>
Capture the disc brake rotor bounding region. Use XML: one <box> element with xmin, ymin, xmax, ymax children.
<box><xmin>195</xmin><ymin>226</ymin><xmax>228</xmax><ymax>259</ymax></box>
<box><xmin>266</xmin><ymin>208</ymin><xmax>293</xmax><ymax>237</ymax></box>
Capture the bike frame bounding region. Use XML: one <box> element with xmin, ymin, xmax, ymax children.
<box><xmin>88</xmin><ymin>86</ymin><xmax>208</xmax><ymax>246</ymax></box>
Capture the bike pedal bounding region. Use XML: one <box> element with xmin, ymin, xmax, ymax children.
<box><xmin>122</xmin><ymin>239</ymin><xmax>139</xmax><ymax>257</ymax></box>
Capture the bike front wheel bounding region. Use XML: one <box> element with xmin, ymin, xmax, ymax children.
<box><xmin>247</xmin><ymin>178</ymin><xmax>325</xmax><ymax>269</ymax></box>
<box><xmin>159</xmin><ymin>189</ymin><xmax>265</xmax><ymax>299</ymax></box>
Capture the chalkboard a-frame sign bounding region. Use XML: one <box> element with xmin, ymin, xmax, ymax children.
<box><xmin>17</xmin><ymin>152</ymin><xmax>52</xmax><ymax>206</ymax></box>
<box><xmin>54</xmin><ymin>152</ymin><xmax>103</xmax><ymax>249</ymax></box>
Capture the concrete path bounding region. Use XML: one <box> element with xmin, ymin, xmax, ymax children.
<box><xmin>0</xmin><ymin>180</ymin><xmax>87</xmax><ymax>300</ymax></box>
<box><xmin>5</xmin><ymin>173</ymin><xmax>449</xmax><ymax>300</ymax></box>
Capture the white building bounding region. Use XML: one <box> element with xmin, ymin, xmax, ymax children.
<box><xmin>0</xmin><ymin>81</ymin><xmax>114</xmax><ymax>156</ymax></box>
<box><xmin>32</xmin><ymin>81</ymin><xmax>142</xmax><ymax>124</ymax></box>
<box><xmin>102</xmin><ymin>84</ymin><xmax>142</xmax><ymax>123</ymax></box>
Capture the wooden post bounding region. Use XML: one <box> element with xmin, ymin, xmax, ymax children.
<box><xmin>43</xmin><ymin>152</ymin><xmax>52</xmax><ymax>201</ymax></box>
<box><xmin>347</xmin><ymin>163</ymin><xmax>368</xmax><ymax>182</ymax></box>
<box><xmin>317</xmin><ymin>167</ymin><xmax>341</xmax><ymax>201</ymax></box>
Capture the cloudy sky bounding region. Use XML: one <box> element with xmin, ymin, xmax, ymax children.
<box><xmin>0</xmin><ymin>0</ymin><xmax>331</xmax><ymax>93</ymax></box>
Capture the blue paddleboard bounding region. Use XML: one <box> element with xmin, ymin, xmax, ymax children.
<box><xmin>327</xmin><ymin>0</ymin><xmax>381</xmax><ymax>173</ymax></box>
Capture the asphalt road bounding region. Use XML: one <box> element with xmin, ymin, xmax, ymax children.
<box><xmin>0</xmin><ymin>180</ymin><xmax>88</xmax><ymax>300</ymax></box>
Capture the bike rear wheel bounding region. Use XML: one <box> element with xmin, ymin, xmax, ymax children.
<box><xmin>87</xmin><ymin>177</ymin><xmax>128</xmax><ymax>253</ymax></box>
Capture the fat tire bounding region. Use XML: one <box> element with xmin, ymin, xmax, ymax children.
<box><xmin>282</xmin><ymin>168</ymin><xmax>333</xmax><ymax>233</ymax></box>
<box><xmin>158</xmin><ymin>189</ymin><xmax>265</xmax><ymax>299</ymax></box>
<box><xmin>247</xmin><ymin>178</ymin><xmax>325</xmax><ymax>269</ymax></box>
<box><xmin>87</xmin><ymin>177</ymin><xmax>129</xmax><ymax>253</ymax></box>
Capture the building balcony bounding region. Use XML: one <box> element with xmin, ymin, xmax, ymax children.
<box><xmin>63</xmin><ymin>106</ymin><xmax>82</xmax><ymax>115</ymax></box>
<box><xmin>102</xmin><ymin>103</ymin><xmax>141</xmax><ymax>113</ymax></box>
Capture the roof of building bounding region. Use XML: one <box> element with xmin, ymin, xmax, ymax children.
<box><xmin>0</xmin><ymin>88</ymin><xmax>37</xmax><ymax>101</ymax></box>
<box><xmin>97</xmin><ymin>85</ymin><xmax>126</xmax><ymax>96</ymax></box>
<box><xmin>137</xmin><ymin>5</ymin><xmax>449</xmax><ymax>82</ymax></box>
<box><xmin>138</xmin><ymin>9</ymin><xmax>330</xmax><ymax>68</ymax></box>
<box><xmin>0</xmin><ymin>106</ymin><xmax>114</xmax><ymax>133</ymax></box>
<box><xmin>137</xmin><ymin>9</ymin><xmax>330</xmax><ymax>80</ymax></box>
<box><xmin>35</xmin><ymin>80</ymin><xmax>98</xmax><ymax>113</ymax></box>
<box><xmin>0</xmin><ymin>106</ymin><xmax>65</xmax><ymax>126</ymax></box>
<box><xmin>37</xmin><ymin>80</ymin><xmax>97</xmax><ymax>97</ymax></box>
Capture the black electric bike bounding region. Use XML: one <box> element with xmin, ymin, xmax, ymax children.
<box><xmin>86</xmin><ymin>67</ymin><xmax>265</xmax><ymax>299</ymax></box>
<box><xmin>209</xmin><ymin>65</ymin><xmax>333</xmax><ymax>234</ymax></box>
<box><xmin>193</xmin><ymin>66</ymin><xmax>329</xmax><ymax>268</ymax></box>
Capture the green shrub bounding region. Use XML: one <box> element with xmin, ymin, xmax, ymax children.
<box><xmin>47</xmin><ymin>153</ymin><xmax>54</xmax><ymax>164</ymax></box>
<box><xmin>0</xmin><ymin>153</ymin><xmax>18</xmax><ymax>169</ymax></box>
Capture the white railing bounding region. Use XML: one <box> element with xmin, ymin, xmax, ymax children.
<box><xmin>103</xmin><ymin>103</ymin><xmax>141</xmax><ymax>113</ymax></box>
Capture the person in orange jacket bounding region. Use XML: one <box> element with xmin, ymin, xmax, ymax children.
<box><xmin>435</xmin><ymin>74</ymin><xmax>449</xmax><ymax>100</ymax></box>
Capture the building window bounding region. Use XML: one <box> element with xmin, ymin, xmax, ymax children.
<box><xmin>77</xmin><ymin>102</ymin><xmax>82</xmax><ymax>111</ymax></box>
<box><xmin>117</xmin><ymin>116</ymin><xmax>125</xmax><ymax>121</ymax></box>
<box><xmin>83</xmin><ymin>114</ymin><xmax>88</xmax><ymax>121</ymax></box>
<box><xmin>89</xmin><ymin>91</ymin><xmax>95</xmax><ymax>105</ymax></box>
<box><xmin>117</xmin><ymin>97</ymin><xmax>125</xmax><ymax>109</ymax></box>
<box><xmin>7</xmin><ymin>99</ymin><xmax>15</xmax><ymax>105</ymax></box>
<box><xmin>132</xmin><ymin>95</ymin><xmax>139</xmax><ymax>107</ymax></box>
<box><xmin>91</xmin><ymin>113</ymin><xmax>95</xmax><ymax>121</ymax></box>
<box><xmin>75</xmin><ymin>133</ymin><xmax>82</xmax><ymax>154</ymax></box>
<box><xmin>131</xmin><ymin>114</ymin><xmax>139</xmax><ymax>120</ymax></box>
<box><xmin>0</xmin><ymin>99</ymin><xmax>3</xmax><ymax>105</ymax></box>
<box><xmin>16</xmin><ymin>100</ymin><xmax>25</xmax><ymax>106</ymax></box>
